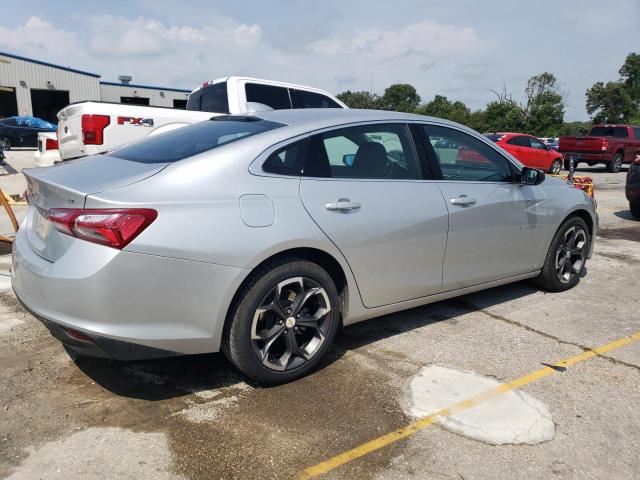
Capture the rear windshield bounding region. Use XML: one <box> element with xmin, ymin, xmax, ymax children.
<box><xmin>110</xmin><ymin>117</ymin><xmax>283</xmax><ymax>163</ymax></box>
<box><xmin>186</xmin><ymin>82</ymin><xmax>229</xmax><ymax>113</ymax></box>
<box><xmin>589</xmin><ymin>126</ymin><xmax>629</xmax><ymax>138</ymax></box>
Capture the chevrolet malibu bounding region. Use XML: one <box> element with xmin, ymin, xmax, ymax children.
<box><xmin>12</xmin><ymin>110</ymin><xmax>597</xmax><ymax>384</ymax></box>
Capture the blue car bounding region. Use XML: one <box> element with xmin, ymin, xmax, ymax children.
<box><xmin>0</xmin><ymin>116</ymin><xmax>57</xmax><ymax>150</ymax></box>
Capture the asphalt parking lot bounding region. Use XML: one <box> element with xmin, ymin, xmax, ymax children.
<box><xmin>1</xmin><ymin>151</ymin><xmax>639</xmax><ymax>480</ymax></box>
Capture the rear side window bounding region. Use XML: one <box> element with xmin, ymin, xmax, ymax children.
<box><xmin>290</xmin><ymin>89</ymin><xmax>341</xmax><ymax>109</ymax></box>
<box><xmin>634</xmin><ymin>127</ymin><xmax>640</xmax><ymax>140</ymax></box>
<box><xmin>507</xmin><ymin>136</ymin><xmax>530</xmax><ymax>147</ymax></box>
<box><xmin>262</xmin><ymin>138</ymin><xmax>309</xmax><ymax>175</ymax></box>
<box><xmin>187</xmin><ymin>82</ymin><xmax>229</xmax><ymax>113</ymax></box>
<box><xmin>245</xmin><ymin>83</ymin><xmax>291</xmax><ymax>110</ymax></box>
<box><xmin>110</xmin><ymin>117</ymin><xmax>283</xmax><ymax>163</ymax></box>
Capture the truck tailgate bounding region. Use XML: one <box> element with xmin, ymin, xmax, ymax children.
<box><xmin>559</xmin><ymin>136</ymin><xmax>606</xmax><ymax>153</ymax></box>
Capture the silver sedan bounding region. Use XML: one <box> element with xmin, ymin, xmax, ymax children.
<box><xmin>12</xmin><ymin>109</ymin><xmax>597</xmax><ymax>384</ymax></box>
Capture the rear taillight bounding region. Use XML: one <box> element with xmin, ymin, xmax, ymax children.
<box><xmin>81</xmin><ymin>114</ymin><xmax>110</xmax><ymax>145</ymax></box>
<box><xmin>601</xmin><ymin>140</ymin><xmax>609</xmax><ymax>151</ymax></box>
<box><xmin>47</xmin><ymin>208</ymin><xmax>157</xmax><ymax>249</ymax></box>
<box><xmin>45</xmin><ymin>138</ymin><xmax>58</xmax><ymax>150</ymax></box>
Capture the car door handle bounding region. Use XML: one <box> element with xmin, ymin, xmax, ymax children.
<box><xmin>325</xmin><ymin>198</ymin><xmax>361</xmax><ymax>213</ymax></box>
<box><xmin>450</xmin><ymin>195</ymin><xmax>477</xmax><ymax>206</ymax></box>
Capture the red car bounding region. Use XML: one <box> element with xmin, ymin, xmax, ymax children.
<box><xmin>486</xmin><ymin>132</ymin><xmax>564</xmax><ymax>174</ymax></box>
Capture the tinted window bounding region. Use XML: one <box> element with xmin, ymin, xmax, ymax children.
<box><xmin>425</xmin><ymin>125</ymin><xmax>514</xmax><ymax>182</ymax></box>
<box><xmin>634</xmin><ymin>127</ymin><xmax>640</xmax><ymax>140</ymax></box>
<box><xmin>529</xmin><ymin>137</ymin><xmax>546</xmax><ymax>149</ymax></box>
<box><xmin>305</xmin><ymin>124</ymin><xmax>420</xmax><ymax>180</ymax></box>
<box><xmin>120</xmin><ymin>97</ymin><xmax>150</xmax><ymax>105</ymax></box>
<box><xmin>245</xmin><ymin>83</ymin><xmax>291</xmax><ymax>110</ymax></box>
<box><xmin>507</xmin><ymin>136</ymin><xmax>530</xmax><ymax>147</ymax></box>
<box><xmin>262</xmin><ymin>138</ymin><xmax>309</xmax><ymax>175</ymax></box>
<box><xmin>290</xmin><ymin>89</ymin><xmax>341</xmax><ymax>109</ymax></box>
<box><xmin>111</xmin><ymin>117</ymin><xmax>283</xmax><ymax>163</ymax></box>
<box><xmin>1</xmin><ymin>118</ymin><xmax>17</xmax><ymax>126</ymax></box>
<box><xmin>187</xmin><ymin>82</ymin><xmax>229</xmax><ymax>113</ymax></box>
<box><xmin>589</xmin><ymin>126</ymin><xmax>629</xmax><ymax>138</ymax></box>
<box><xmin>173</xmin><ymin>99</ymin><xmax>187</xmax><ymax>109</ymax></box>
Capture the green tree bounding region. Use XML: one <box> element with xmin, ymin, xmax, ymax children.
<box><xmin>483</xmin><ymin>99</ymin><xmax>525</xmax><ymax>133</ymax></box>
<box><xmin>417</xmin><ymin>95</ymin><xmax>471</xmax><ymax>125</ymax></box>
<box><xmin>586</xmin><ymin>81</ymin><xmax>636</xmax><ymax>123</ymax></box>
<box><xmin>378</xmin><ymin>84</ymin><xmax>420</xmax><ymax>112</ymax></box>
<box><xmin>523</xmin><ymin>72</ymin><xmax>565</xmax><ymax>136</ymax></box>
<box><xmin>335</xmin><ymin>90</ymin><xmax>380</xmax><ymax>109</ymax></box>
<box><xmin>619</xmin><ymin>52</ymin><xmax>640</xmax><ymax>108</ymax></box>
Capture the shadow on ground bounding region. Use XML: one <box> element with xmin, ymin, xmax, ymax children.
<box><xmin>73</xmin><ymin>280</ymin><xmax>539</xmax><ymax>400</ymax></box>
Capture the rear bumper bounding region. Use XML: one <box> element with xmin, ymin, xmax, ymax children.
<box><xmin>11</xmin><ymin>226</ymin><xmax>247</xmax><ymax>359</ymax></box>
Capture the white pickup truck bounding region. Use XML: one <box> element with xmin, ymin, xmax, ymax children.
<box><xmin>57</xmin><ymin>76</ymin><xmax>347</xmax><ymax>160</ymax></box>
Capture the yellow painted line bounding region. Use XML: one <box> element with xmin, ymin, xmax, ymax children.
<box><xmin>298</xmin><ymin>331</ymin><xmax>640</xmax><ymax>480</ymax></box>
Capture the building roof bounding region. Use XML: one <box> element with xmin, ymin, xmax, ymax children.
<box><xmin>99</xmin><ymin>81</ymin><xmax>190</xmax><ymax>93</ymax></box>
<box><xmin>0</xmin><ymin>50</ymin><xmax>101</xmax><ymax>78</ymax></box>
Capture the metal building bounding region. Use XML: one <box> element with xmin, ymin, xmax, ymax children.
<box><xmin>0</xmin><ymin>51</ymin><xmax>191</xmax><ymax>123</ymax></box>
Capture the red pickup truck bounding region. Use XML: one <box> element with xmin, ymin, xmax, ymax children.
<box><xmin>558</xmin><ymin>124</ymin><xmax>640</xmax><ymax>173</ymax></box>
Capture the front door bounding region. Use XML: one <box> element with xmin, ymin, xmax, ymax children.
<box><xmin>422</xmin><ymin>124</ymin><xmax>547</xmax><ymax>290</ymax></box>
<box><xmin>299</xmin><ymin>123</ymin><xmax>449</xmax><ymax>308</ymax></box>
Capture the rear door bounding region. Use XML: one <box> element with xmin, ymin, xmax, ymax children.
<box><xmin>422</xmin><ymin>124</ymin><xmax>547</xmax><ymax>290</ymax></box>
<box><xmin>299</xmin><ymin>122</ymin><xmax>449</xmax><ymax>308</ymax></box>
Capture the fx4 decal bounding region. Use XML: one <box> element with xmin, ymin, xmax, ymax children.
<box><xmin>117</xmin><ymin>116</ymin><xmax>154</xmax><ymax>127</ymax></box>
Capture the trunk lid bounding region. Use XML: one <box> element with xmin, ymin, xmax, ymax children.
<box><xmin>558</xmin><ymin>136</ymin><xmax>606</xmax><ymax>153</ymax></box>
<box><xmin>23</xmin><ymin>155</ymin><xmax>168</xmax><ymax>262</ymax></box>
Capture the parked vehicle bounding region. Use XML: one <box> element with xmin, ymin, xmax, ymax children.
<box><xmin>56</xmin><ymin>77</ymin><xmax>347</xmax><ymax>160</ymax></box>
<box><xmin>485</xmin><ymin>132</ymin><xmax>564</xmax><ymax>174</ymax></box>
<box><xmin>34</xmin><ymin>132</ymin><xmax>61</xmax><ymax>167</ymax></box>
<box><xmin>626</xmin><ymin>153</ymin><xmax>640</xmax><ymax>219</ymax></box>
<box><xmin>13</xmin><ymin>110</ymin><xmax>596</xmax><ymax>384</ymax></box>
<box><xmin>558</xmin><ymin>124</ymin><xmax>640</xmax><ymax>173</ymax></box>
<box><xmin>545</xmin><ymin>138</ymin><xmax>559</xmax><ymax>151</ymax></box>
<box><xmin>0</xmin><ymin>116</ymin><xmax>56</xmax><ymax>150</ymax></box>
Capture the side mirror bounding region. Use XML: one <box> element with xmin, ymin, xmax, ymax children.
<box><xmin>521</xmin><ymin>167</ymin><xmax>545</xmax><ymax>185</ymax></box>
<box><xmin>343</xmin><ymin>153</ymin><xmax>355</xmax><ymax>166</ymax></box>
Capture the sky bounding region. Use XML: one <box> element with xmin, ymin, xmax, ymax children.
<box><xmin>0</xmin><ymin>0</ymin><xmax>638</xmax><ymax>121</ymax></box>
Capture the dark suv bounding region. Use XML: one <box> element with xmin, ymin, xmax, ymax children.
<box><xmin>627</xmin><ymin>153</ymin><xmax>640</xmax><ymax>218</ymax></box>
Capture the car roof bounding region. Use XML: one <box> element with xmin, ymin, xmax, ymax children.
<box><xmin>255</xmin><ymin>108</ymin><xmax>459</xmax><ymax>131</ymax></box>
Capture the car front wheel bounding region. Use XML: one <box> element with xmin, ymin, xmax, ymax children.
<box><xmin>531</xmin><ymin>216</ymin><xmax>590</xmax><ymax>292</ymax></box>
<box><xmin>223</xmin><ymin>259</ymin><xmax>340</xmax><ymax>385</ymax></box>
<box><xmin>0</xmin><ymin>137</ymin><xmax>11</xmax><ymax>151</ymax></box>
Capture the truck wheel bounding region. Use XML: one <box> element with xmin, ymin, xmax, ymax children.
<box><xmin>549</xmin><ymin>159</ymin><xmax>562</xmax><ymax>175</ymax></box>
<box><xmin>564</xmin><ymin>158</ymin><xmax>576</xmax><ymax>171</ymax></box>
<box><xmin>531</xmin><ymin>216</ymin><xmax>590</xmax><ymax>292</ymax></box>
<box><xmin>606</xmin><ymin>153</ymin><xmax>623</xmax><ymax>173</ymax></box>
<box><xmin>631</xmin><ymin>201</ymin><xmax>640</xmax><ymax>220</ymax></box>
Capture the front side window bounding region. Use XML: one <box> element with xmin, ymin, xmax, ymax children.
<box><xmin>111</xmin><ymin>117</ymin><xmax>283</xmax><ymax>163</ymax></box>
<box><xmin>529</xmin><ymin>137</ymin><xmax>546</xmax><ymax>149</ymax></box>
<box><xmin>245</xmin><ymin>83</ymin><xmax>291</xmax><ymax>110</ymax></box>
<box><xmin>290</xmin><ymin>89</ymin><xmax>341</xmax><ymax>109</ymax></box>
<box><xmin>304</xmin><ymin>123</ymin><xmax>420</xmax><ymax>180</ymax></box>
<box><xmin>424</xmin><ymin>125</ymin><xmax>514</xmax><ymax>182</ymax></box>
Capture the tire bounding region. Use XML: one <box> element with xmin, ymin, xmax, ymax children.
<box><xmin>630</xmin><ymin>200</ymin><xmax>640</xmax><ymax>220</ymax></box>
<box><xmin>549</xmin><ymin>159</ymin><xmax>562</xmax><ymax>175</ymax></box>
<box><xmin>606</xmin><ymin>153</ymin><xmax>623</xmax><ymax>173</ymax></box>
<box><xmin>531</xmin><ymin>216</ymin><xmax>590</xmax><ymax>292</ymax></box>
<box><xmin>223</xmin><ymin>258</ymin><xmax>340</xmax><ymax>385</ymax></box>
<box><xmin>0</xmin><ymin>137</ymin><xmax>11</xmax><ymax>151</ymax></box>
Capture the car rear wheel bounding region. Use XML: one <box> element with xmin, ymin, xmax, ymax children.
<box><xmin>606</xmin><ymin>153</ymin><xmax>623</xmax><ymax>173</ymax></box>
<box><xmin>0</xmin><ymin>137</ymin><xmax>11</xmax><ymax>151</ymax></box>
<box><xmin>630</xmin><ymin>200</ymin><xmax>640</xmax><ymax>219</ymax></box>
<box><xmin>531</xmin><ymin>216</ymin><xmax>590</xmax><ymax>292</ymax></box>
<box><xmin>223</xmin><ymin>259</ymin><xmax>340</xmax><ymax>385</ymax></box>
<box><xmin>549</xmin><ymin>159</ymin><xmax>562</xmax><ymax>175</ymax></box>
